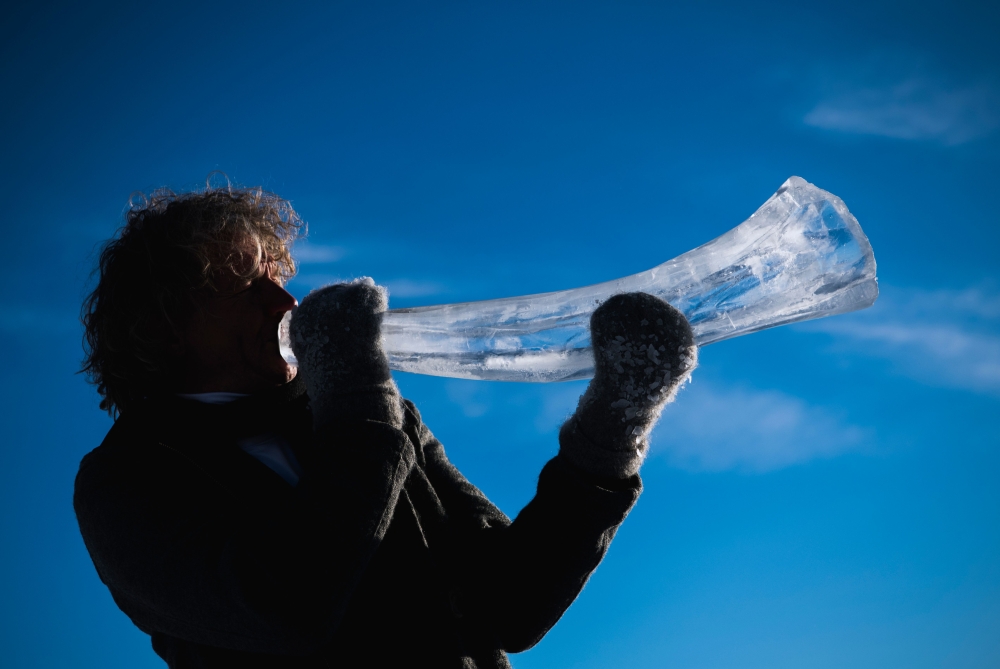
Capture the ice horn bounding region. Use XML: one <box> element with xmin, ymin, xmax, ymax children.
<box><xmin>282</xmin><ymin>176</ymin><xmax>878</xmax><ymax>382</ymax></box>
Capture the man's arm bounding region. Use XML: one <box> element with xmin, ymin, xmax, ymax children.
<box><xmin>403</xmin><ymin>400</ymin><xmax>638</xmax><ymax>653</ymax></box>
<box><xmin>407</xmin><ymin>292</ymin><xmax>696</xmax><ymax>653</ymax></box>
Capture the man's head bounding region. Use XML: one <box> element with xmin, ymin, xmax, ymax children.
<box><xmin>82</xmin><ymin>182</ymin><xmax>304</xmax><ymax>416</ymax></box>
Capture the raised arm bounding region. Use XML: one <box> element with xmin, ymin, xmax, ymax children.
<box><xmin>409</xmin><ymin>292</ymin><xmax>697</xmax><ymax>652</ymax></box>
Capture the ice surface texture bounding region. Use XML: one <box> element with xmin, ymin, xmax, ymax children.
<box><xmin>282</xmin><ymin>177</ymin><xmax>877</xmax><ymax>382</ymax></box>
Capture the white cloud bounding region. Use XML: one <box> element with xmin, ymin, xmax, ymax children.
<box><xmin>445</xmin><ymin>380</ymin><xmax>493</xmax><ymax>418</ymax></box>
<box><xmin>651</xmin><ymin>381</ymin><xmax>869</xmax><ymax>473</ymax></box>
<box><xmin>288</xmin><ymin>274</ymin><xmax>445</xmax><ymax>299</ymax></box>
<box><xmin>292</xmin><ymin>243</ymin><xmax>346</xmax><ymax>264</ymax></box>
<box><xmin>804</xmin><ymin>78</ymin><xmax>1000</xmax><ymax>145</ymax></box>
<box><xmin>799</xmin><ymin>285</ymin><xmax>1000</xmax><ymax>395</ymax></box>
<box><xmin>439</xmin><ymin>375</ymin><xmax>863</xmax><ymax>473</ymax></box>
<box><xmin>288</xmin><ymin>273</ymin><xmax>349</xmax><ymax>292</ymax></box>
<box><xmin>386</xmin><ymin>279</ymin><xmax>445</xmax><ymax>299</ymax></box>
<box><xmin>440</xmin><ymin>379</ymin><xmax>585</xmax><ymax>429</ymax></box>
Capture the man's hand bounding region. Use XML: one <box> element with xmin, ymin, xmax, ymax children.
<box><xmin>289</xmin><ymin>278</ymin><xmax>404</xmax><ymax>429</ymax></box>
<box><xmin>560</xmin><ymin>292</ymin><xmax>697</xmax><ymax>479</ymax></box>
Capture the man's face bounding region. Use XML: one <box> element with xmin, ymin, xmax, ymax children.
<box><xmin>176</xmin><ymin>248</ymin><xmax>298</xmax><ymax>394</ymax></box>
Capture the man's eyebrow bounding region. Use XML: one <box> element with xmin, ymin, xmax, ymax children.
<box><xmin>215</xmin><ymin>257</ymin><xmax>281</xmax><ymax>298</ymax></box>
<box><xmin>229</xmin><ymin>282</ymin><xmax>256</xmax><ymax>296</ymax></box>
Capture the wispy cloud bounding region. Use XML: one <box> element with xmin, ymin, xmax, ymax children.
<box><xmin>439</xmin><ymin>376</ymin><xmax>864</xmax><ymax>473</ymax></box>
<box><xmin>289</xmin><ymin>274</ymin><xmax>446</xmax><ymax>300</ymax></box>
<box><xmin>386</xmin><ymin>279</ymin><xmax>445</xmax><ymax>299</ymax></box>
<box><xmin>804</xmin><ymin>78</ymin><xmax>1000</xmax><ymax>145</ymax></box>
<box><xmin>799</xmin><ymin>285</ymin><xmax>1000</xmax><ymax>395</ymax></box>
<box><xmin>441</xmin><ymin>379</ymin><xmax>586</xmax><ymax>429</ymax></box>
<box><xmin>651</xmin><ymin>381</ymin><xmax>868</xmax><ymax>472</ymax></box>
<box><xmin>445</xmin><ymin>380</ymin><xmax>494</xmax><ymax>418</ymax></box>
<box><xmin>292</xmin><ymin>242</ymin><xmax>346</xmax><ymax>264</ymax></box>
<box><xmin>288</xmin><ymin>273</ymin><xmax>350</xmax><ymax>292</ymax></box>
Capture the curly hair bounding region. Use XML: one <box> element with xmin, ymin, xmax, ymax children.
<box><xmin>81</xmin><ymin>181</ymin><xmax>305</xmax><ymax>417</ymax></box>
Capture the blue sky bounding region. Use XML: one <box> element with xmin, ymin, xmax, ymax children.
<box><xmin>1</xmin><ymin>1</ymin><xmax>998</xmax><ymax>667</ymax></box>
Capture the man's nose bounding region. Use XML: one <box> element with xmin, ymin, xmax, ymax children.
<box><xmin>261</xmin><ymin>278</ymin><xmax>298</xmax><ymax>316</ymax></box>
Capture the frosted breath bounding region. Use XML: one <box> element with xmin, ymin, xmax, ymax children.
<box><xmin>281</xmin><ymin>176</ymin><xmax>878</xmax><ymax>382</ymax></box>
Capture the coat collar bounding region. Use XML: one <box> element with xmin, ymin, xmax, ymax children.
<box><xmin>138</xmin><ymin>374</ymin><xmax>311</xmax><ymax>444</ymax></box>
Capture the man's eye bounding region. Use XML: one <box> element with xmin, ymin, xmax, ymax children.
<box><xmin>228</xmin><ymin>281</ymin><xmax>256</xmax><ymax>297</ymax></box>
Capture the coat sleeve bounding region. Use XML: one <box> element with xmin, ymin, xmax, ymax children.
<box><xmin>73</xmin><ymin>417</ymin><xmax>415</xmax><ymax>656</ymax></box>
<box><xmin>401</xmin><ymin>400</ymin><xmax>641</xmax><ymax>653</ymax></box>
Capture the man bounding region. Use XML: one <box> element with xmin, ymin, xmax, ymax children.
<box><xmin>75</xmin><ymin>183</ymin><xmax>697</xmax><ymax>668</ymax></box>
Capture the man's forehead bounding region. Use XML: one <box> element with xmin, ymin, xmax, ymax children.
<box><xmin>213</xmin><ymin>235</ymin><xmax>269</xmax><ymax>269</ymax></box>
<box><xmin>197</xmin><ymin>238</ymin><xmax>264</xmax><ymax>289</ymax></box>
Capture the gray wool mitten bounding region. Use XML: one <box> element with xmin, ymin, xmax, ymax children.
<box><xmin>560</xmin><ymin>292</ymin><xmax>697</xmax><ymax>479</ymax></box>
<box><xmin>289</xmin><ymin>277</ymin><xmax>404</xmax><ymax>430</ymax></box>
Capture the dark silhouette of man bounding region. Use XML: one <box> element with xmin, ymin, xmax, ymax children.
<box><xmin>74</xmin><ymin>183</ymin><xmax>697</xmax><ymax>668</ymax></box>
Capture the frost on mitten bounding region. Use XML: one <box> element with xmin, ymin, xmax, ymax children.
<box><xmin>289</xmin><ymin>278</ymin><xmax>404</xmax><ymax>429</ymax></box>
<box><xmin>560</xmin><ymin>292</ymin><xmax>697</xmax><ymax>479</ymax></box>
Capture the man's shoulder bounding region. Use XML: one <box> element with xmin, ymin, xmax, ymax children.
<box><xmin>73</xmin><ymin>408</ymin><xmax>184</xmax><ymax>528</ymax></box>
<box><xmin>77</xmin><ymin>410</ymin><xmax>155</xmax><ymax>483</ymax></box>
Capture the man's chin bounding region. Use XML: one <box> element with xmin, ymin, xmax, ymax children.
<box><xmin>265</xmin><ymin>358</ymin><xmax>297</xmax><ymax>385</ymax></box>
<box><xmin>248</xmin><ymin>352</ymin><xmax>297</xmax><ymax>390</ymax></box>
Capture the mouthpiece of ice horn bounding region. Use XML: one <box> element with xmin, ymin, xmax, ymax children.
<box><xmin>282</xmin><ymin>176</ymin><xmax>878</xmax><ymax>382</ymax></box>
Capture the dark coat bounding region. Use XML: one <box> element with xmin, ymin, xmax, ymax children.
<box><xmin>74</xmin><ymin>377</ymin><xmax>641</xmax><ymax>667</ymax></box>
